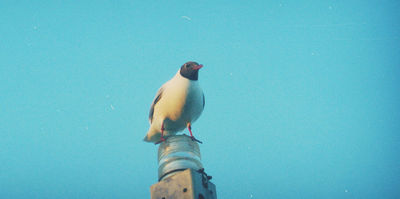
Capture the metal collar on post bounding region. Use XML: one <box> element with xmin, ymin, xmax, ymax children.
<box><xmin>157</xmin><ymin>135</ymin><xmax>203</xmax><ymax>181</ymax></box>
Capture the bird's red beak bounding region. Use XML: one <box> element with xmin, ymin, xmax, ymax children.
<box><xmin>193</xmin><ymin>64</ymin><xmax>203</xmax><ymax>70</ymax></box>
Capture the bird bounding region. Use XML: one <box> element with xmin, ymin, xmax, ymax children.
<box><xmin>143</xmin><ymin>61</ymin><xmax>205</xmax><ymax>144</ymax></box>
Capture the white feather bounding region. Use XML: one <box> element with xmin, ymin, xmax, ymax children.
<box><xmin>144</xmin><ymin>70</ymin><xmax>204</xmax><ymax>143</ymax></box>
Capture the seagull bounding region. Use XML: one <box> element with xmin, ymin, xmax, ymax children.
<box><xmin>144</xmin><ymin>61</ymin><xmax>205</xmax><ymax>144</ymax></box>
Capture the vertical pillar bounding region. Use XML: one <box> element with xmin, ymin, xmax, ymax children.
<box><xmin>150</xmin><ymin>135</ymin><xmax>217</xmax><ymax>199</ymax></box>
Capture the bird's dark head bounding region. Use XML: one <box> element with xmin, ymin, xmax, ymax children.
<box><xmin>180</xmin><ymin>61</ymin><xmax>203</xmax><ymax>80</ymax></box>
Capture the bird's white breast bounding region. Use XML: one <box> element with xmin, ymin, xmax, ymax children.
<box><xmin>154</xmin><ymin>72</ymin><xmax>204</xmax><ymax>131</ymax></box>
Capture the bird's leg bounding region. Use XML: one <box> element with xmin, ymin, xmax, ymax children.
<box><xmin>187</xmin><ymin>123</ymin><xmax>202</xmax><ymax>144</ymax></box>
<box><xmin>155</xmin><ymin>122</ymin><xmax>166</xmax><ymax>145</ymax></box>
<box><xmin>160</xmin><ymin>122</ymin><xmax>166</xmax><ymax>142</ymax></box>
<box><xmin>187</xmin><ymin>123</ymin><xmax>193</xmax><ymax>137</ymax></box>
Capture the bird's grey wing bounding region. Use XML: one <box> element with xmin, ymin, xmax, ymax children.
<box><xmin>202</xmin><ymin>93</ymin><xmax>205</xmax><ymax>109</ymax></box>
<box><xmin>149</xmin><ymin>87</ymin><xmax>164</xmax><ymax>123</ymax></box>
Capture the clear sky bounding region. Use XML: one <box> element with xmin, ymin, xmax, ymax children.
<box><xmin>1</xmin><ymin>1</ymin><xmax>399</xmax><ymax>198</ymax></box>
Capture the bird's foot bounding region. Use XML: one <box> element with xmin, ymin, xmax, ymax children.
<box><xmin>191</xmin><ymin>136</ymin><xmax>203</xmax><ymax>144</ymax></box>
<box><xmin>154</xmin><ymin>137</ymin><xmax>166</xmax><ymax>145</ymax></box>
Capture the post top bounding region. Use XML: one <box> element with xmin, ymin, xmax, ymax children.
<box><xmin>157</xmin><ymin>135</ymin><xmax>203</xmax><ymax>181</ymax></box>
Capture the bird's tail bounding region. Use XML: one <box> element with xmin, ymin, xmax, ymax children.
<box><xmin>143</xmin><ymin>135</ymin><xmax>152</xmax><ymax>142</ymax></box>
<box><xmin>143</xmin><ymin>128</ymin><xmax>161</xmax><ymax>143</ymax></box>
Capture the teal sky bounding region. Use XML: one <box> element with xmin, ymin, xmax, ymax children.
<box><xmin>1</xmin><ymin>1</ymin><xmax>399</xmax><ymax>198</ymax></box>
